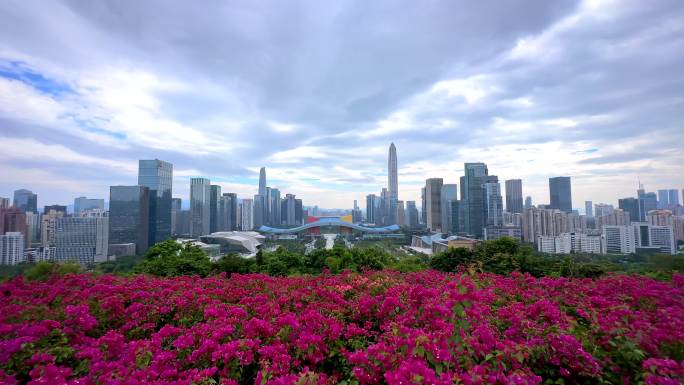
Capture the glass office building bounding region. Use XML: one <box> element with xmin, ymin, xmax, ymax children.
<box><xmin>109</xmin><ymin>186</ymin><xmax>150</xmax><ymax>254</ymax></box>
<box><xmin>138</xmin><ymin>159</ymin><xmax>172</xmax><ymax>247</ymax></box>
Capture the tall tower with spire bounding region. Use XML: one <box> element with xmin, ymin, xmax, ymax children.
<box><xmin>258</xmin><ymin>167</ymin><xmax>267</xmax><ymax>196</ymax></box>
<box><xmin>388</xmin><ymin>143</ymin><xmax>398</xmax><ymax>201</ymax></box>
<box><xmin>388</xmin><ymin>143</ymin><xmax>398</xmax><ymax>223</ymax></box>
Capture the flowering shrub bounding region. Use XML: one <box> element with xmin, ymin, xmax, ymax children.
<box><xmin>1</xmin><ymin>271</ymin><xmax>683</xmax><ymax>384</ymax></box>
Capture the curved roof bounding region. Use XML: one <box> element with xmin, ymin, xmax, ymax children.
<box><xmin>259</xmin><ymin>217</ymin><xmax>400</xmax><ymax>234</ymax></box>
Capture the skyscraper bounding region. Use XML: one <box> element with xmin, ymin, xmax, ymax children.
<box><xmin>668</xmin><ymin>189</ymin><xmax>679</xmax><ymax>207</ymax></box>
<box><xmin>406</xmin><ymin>201</ymin><xmax>419</xmax><ymax>229</ymax></box>
<box><xmin>637</xmin><ymin>188</ymin><xmax>657</xmax><ymax>222</ymax></box>
<box><xmin>657</xmin><ymin>189</ymin><xmax>669</xmax><ymax>209</ymax></box>
<box><xmin>240</xmin><ymin>199</ymin><xmax>253</xmax><ymax>230</ymax></box>
<box><xmin>388</xmin><ymin>143</ymin><xmax>398</xmax><ymax>223</ymax></box>
<box><xmin>504</xmin><ymin>179</ymin><xmax>523</xmax><ymax>214</ymax></box>
<box><xmin>209</xmin><ymin>185</ymin><xmax>222</xmax><ymax>233</ymax></box>
<box><xmin>549</xmin><ymin>177</ymin><xmax>572</xmax><ymax>213</ymax></box>
<box><xmin>13</xmin><ymin>189</ymin><xmax>37</xmax><ymax>213</ymax></box>
<box><xmin>109</xmin><ymin>186</ymin><xmax>150</xmax><ymax>254</ymax></box>
<box><xmin>74</xmin><ymin>197</ymin><xmax>105</xmax><ymax>215</ymax></box>
<box><xmin>585</xmin><ymin>201</ymin><xmax>593</xmax><ymax>217</ymax></box>
<box><xmin>253</xmin><ymin>194</ymin><xmax>265</xmax><ymax>228</ymax></box>
<box><xmin>618</xmin><ymin>197</ymin><xmax>640</xmax><ymax>223</ymax></box>
<box><xmin>525</xmin><ymin>196</ymin><xmax>532</xmax><ymax>209</ymax></box>
<box><xmin>484</xmin><ymin>176</ymin><xmax>503</xmax><ymax>227</ymax></box>
<box><xmin>388</xmin><ymin>143</ymin><xmax>398</xmax><ymax>201</ymax></box>
<box><xmin>421</xmin><ymin>187</ymin><xmax>427</xmax><ymax>225</ymax></box>
<box><xmin>440</xmin><ymin>184</ymin><xmax>457</xmax><ymax>233</ymax></box>
<box><xmin>366</xmin><ymin>194</ymin><xmax>377</xmax><ymax>224</ymax></box>
<box><xmin>0</xmin><ymin>197</ymin><xmax>9</xmax><ymax>209</ymax></box>
<box><xmin>267</xmin><ymin>188</ymin><xmax>281</xmax><ymax>226</ymax></box>
<box><xmin>425</xmin><ymin>178</ymin><xmax>443</xmax><ymax>232</ymax></box>
<box><xmin>138</xmin><ymin>159</ymin><xmax>173</xmax><ymax>246</ymax></box>
<box><xmin>190</xmin><ymin>178</ymin><xmax>211</xmax><ymax>237</ymax></box>
<box><xmin>259</xmin><ymin>167</ymin><xmax>267</xmax><ymax>197</ymax></box>
<box><xmin>223</xmin><ymin>193</ymin><xmax>238</xmax><ymax>230</ymax></box>
<box><xmin>281</xmin><ymin>194</ymin><xmax>297</xmax><ymax>225</ymax></box>
<box><xmin>217</xmin><ymin>194</ymin><xmax>233</xmax><ymax>231</ymax></box>
<box><xmin>171</xmin><ymin>198</ymin><xmax>182</xmax><ymax>235</ymax></box>
<box><xmin>463</xmin><ymin>162</ymin><xmax>488</xmax><ymax>238</ymax></box>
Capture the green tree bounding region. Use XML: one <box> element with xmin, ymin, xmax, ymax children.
<box><xmin>135</xmin><ymin>240</ymin><xmax>212</xmax><ymax>277</ymax></box>
<box><xmin>260</xmin><ymin>247</ymin><xmax>305</xmax><ymax>276</ymax></box>
<box><xmin>24</xmin><ymin>261</ymin><xmax>82</xmax><ymax>281</ymax></box>
<box><xmin>430</xmin><ymin>247</ymin><xmax>475</xmax><ymax>272</ymax></box>
<box><xmin>213</xmin><ymin>253</ymin><xmax>254</xmax><ymax>276</ymax></box>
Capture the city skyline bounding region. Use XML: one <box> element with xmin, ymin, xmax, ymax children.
<box><xmin>2</xmin><ymin>156</ymin><xmax>684</xmax><ymax>214</ymax></box>
<box><xmin>1</xmin><ymin>1</ymin><xmax>684</xmax><ymax>208</ymax></box>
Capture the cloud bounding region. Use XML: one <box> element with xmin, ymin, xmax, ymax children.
<box><xmin>0</xmin><ymin>0</ymin><xmax>682</xmax><ymax>210</ymax></box>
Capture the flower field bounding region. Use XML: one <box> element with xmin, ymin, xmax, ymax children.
<box><xmin>1</xmin><ymin>271</ymin><xmax>683</xmax><ymax>385</ymax></box>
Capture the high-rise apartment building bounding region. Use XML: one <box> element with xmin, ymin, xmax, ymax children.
<box><xmin>190</xmin><ymin>178</ymin><xmax>211</xmax><ymax>237</ymax></box>
<box><xmin>138</xmin><ymin>159</ymin><xmax>173</xmax><ymax>246</ymax></box>
<box><xmin>463</xmin><ymin>163</ymin><xmax>488</xmax><ymax>238</ymax></box>
<box><xmin>549</xmin><ymin>177</ymin><xmax>572</xmax><ymax>213</ymax></box>
<box><xmin>109</xmin><ymin>186</ymin><xmax>150</xmax><ymax>254</ymax></box>
<box><xmin>74</xmin><ymin>197</ymin><xmax>105</xmax><ymax>215</ymax></box>
<box><xmin>504</xmin><ymin>179</ymin><xmax>523</xmax><ymax>214</ymax></box>
<box><xmin>0</xmin><ymin>232</ymin><xmax>25</xmax><ymax>265</ymax></box>
<box><xmin>601</xmin><ymin>225</ymin><xmax>636</xmax><ymax>254</ymax></box>
<box><xmin>633</xmin><ymin>223</ymin><xmax>676</xmax><ymax>255</ymax></box>
<box><xmin>13</xmin><ymin>189</ymin><xmax>37</xmax><ymax>213</ymax></box>
<box><xmin>50</xmin><ymin>216</ymin><xmax>108</xmax><ymax>265</ymax></box>
<box><xmin>425</xmin><ymin>178</ymin><xmax>443</xmax><ymax>232</ymax></box>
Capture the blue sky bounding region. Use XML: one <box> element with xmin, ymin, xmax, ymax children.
<box><xmin>0</xmin><ymin>0</ymin><xmax>683</xmax><ymax>209</ymax></box>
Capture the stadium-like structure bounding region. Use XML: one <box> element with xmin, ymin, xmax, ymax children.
<box><xmin>258</xmin><ymin>216</ymin><xmax>400</xmax><ymax>235</ymax></box>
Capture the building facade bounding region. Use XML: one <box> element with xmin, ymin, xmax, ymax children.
<box><xmin>505</xmin><ymin>179</ymin><xmax>523</xmax><ymax>214</ymax></box>
<box><xmin>425</xmin><ymin>178</ymin><xmax>443</xmax><ymax>232</ymax></box>
<box><xmin>549</xmin><ymin>177</ymin><xmax>572</xmax><ymax>213</ymax></box>
<box><xmin>138</xmin><ymin>159</ymin><xmax>173</xmax><ymax>246</ymax></box>
<box><xmin>190</xmin><ymin>178</ymin><xmax>211</xmax><ymax>237</ymax></box>
<box><xmin>109</xmin><ymin>186</ymin><xmax>150</xmax><ymax>254</ymax></box>
<box><xmin>74</xmin><ymin>197</ymin><xmax>105</xmax><ymax>215</ymax></box>
<box><xmin>0</xmin><ymin>232</ymin><xmax>25</xmax><ymax>265</ymax></box>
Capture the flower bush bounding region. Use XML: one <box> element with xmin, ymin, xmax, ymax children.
<box><xmin>1</xmin><ymin>270</ymin><xmax>683</xmax><ymax>384</ymax></box>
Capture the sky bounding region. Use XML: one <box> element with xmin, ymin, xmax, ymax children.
<box><xmin>0</xmin><ymin>0</ymin><xmax>683</xmax><ymax>211</ymax></box>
